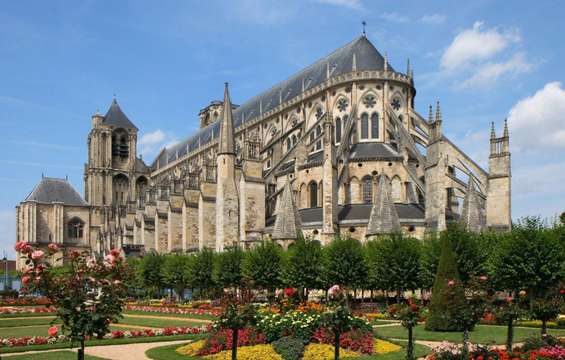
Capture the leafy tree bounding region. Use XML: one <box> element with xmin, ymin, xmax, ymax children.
<box><xmin>139</xmin><ymin>253</ymin><xmax>165</xmax><ymax>298</ymax></box>
<box><xmin>243</xmin><ymin>241</ymin><xmax>282</xmax><ymax>295</ymax></box>
<box><xmin>283</xmin><ymin>237</ymin><xmax>323</xmax><ymax>299</ymax></box>
<box><xmin>163</xmin><ymin>254</ymin><xmax>191</xmax><ymax>301</ymax></box>
<box><xmin>560</xmin><ymin>211</ymin><xmax>565</xmax><ymax>225</ymax></box>
<box><xmin>323</xmin><ymin>237</ymin><xmax>367</xmax><ymax>290</ymax></box>
<box><xmin>187</xmin><ymin>248</ymin><xmax>216</xmax><ymax>299</ymax></box>
<box><xmin>365</xmin><ymin>233</ymin><xmax>421</xmax><ymax>302</ymax></box>
<box><xmin>488</xmin><ymin>217</ymin><xmax>564</xmax><ymax>298</ymax></box>
<box><xmin>426</xmin><ymin>236</ymin><xmax>467</xmax><ymax>331</ymax></box>
<box><xmin>529</xmin><ymin>294</ymin><xmax>564</xmax><ymax>335</ymax></box>
<box><xmin>213</xmin><ymin>246</ymin><xmax>244</xmax><ymax>291</ymax></box>
<box><xmin>419</xmin><ymin>232</ymin><xmax>441</xmax><ymax>290</ymax></box>
<box><xmin>442</xmin><ymin>223</ymin><xmax>485</xmax><ymax>284</ymax></box>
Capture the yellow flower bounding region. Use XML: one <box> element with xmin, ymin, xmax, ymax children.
<box><xmin>303</xmin><ymin>343</ymin><xmax>360</xmax><ymax>360</ymax></box>
<box><xmin>374</xmin><ymin>339</ymin><xmax>402</xmax><ymax>354</ymax></box>
<box><xmin>176</xmin><ymin>340</ymin><xmax>206</xmax><ymax>356</ymax></box>
<box><xmin>204</xmin><ymin>344</ymin><xmax>283</xmax><ymax>360</ymax></box>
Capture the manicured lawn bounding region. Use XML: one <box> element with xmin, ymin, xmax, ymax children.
<box><xmin>376</xmin><ymin>324</ymin><xmax>565</xmax><ymax>344</ymax></box>
<box><xmin>124</xmin><ymin>310</ymin><xmax>217</xmax><ymax>321</ymax></box>
<box><xmin>118</xmin><ymin>316</ymin><xmax>205</xmax><ymax>329</ymax></box>
<box><xmin>0</xmin><ymin>316</ymin><xmax>58</xmax><ymax>327</ymax></box>
<box><xmin>0</xmin><ymin>312</ymin><xmax>55</xmax><ymax>319</ymax></box>
<box><xmin>371</xmin><ymin>320</ymin><xmax>400</xmax><ymax>325</ymax></box>
<box><xmin>0</xmin><ymin>324</ymin><xmax>146</xmax><ymax>339</ymax></box>
<box><xmin>145</xmin><ymin>340</ymin><xmax>431</xmax><ymax>360</ymax></box>
<box><xmin>0</xmin><ymin>333</ymin><xmax>206</xmax><ymax>354</ymax></box>
<box><xmin>3</xmin><ymin>350</ymin><xmax>107</xmax><ymax>359</ymax></box>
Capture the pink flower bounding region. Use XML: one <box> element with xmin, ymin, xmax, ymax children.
<box><xmin>69</xmin><ymin>250</ymin><xmax>81</xmax><ymax>259</ymax></box>
<box><xmin>104</xmin><ymin>254</ymin><xmax>116</xmax><ymax>268</ymax></box>
<box><xmin>21</xmin><ymin>275</ymin><xmax>31</xmax><ymax>285</ymax></box>
<box><xmin>47</xmin><ymin>326</ymin><xmax>58</xmax><ymax>337</ymax></box>
<box><xmin>479</xmin><ymin>275</ymin><xmax>488</xmax><ymax>281</ymax></box>
<box><xmin>86</xmin><ymin>257</ymin><xmax>96</xmax><ymax>269</ymax></box>
<box><xmin>519</xmin><ymin>290</ymin><xmax>527</xmax><ymax>297</ymax></box>
<box><xmin>506</xmin><ymin>296</ymin><xmax>513</xmax><ymax>303</ymax></box>
<box><xmin>47</xmin><ymin>243</ymin><xmax>59</xmax><ymax>253</ymax></box>
<box><xmin>110</xmin><ymin>248</ymin><xmax>121</xmax><ymax>257</ymax></box>
<box><xmin>113</xmin><ymin>280</ymin><xmax>122</xmax><ymax>285</ymax></box>
<box><xmin>14</xmin><ymin>241</ymin><xmax>27</xmax><ymax>252</ymax></box>
<box><xmin>328</xmin><ymin>285</ymin><xmax>342</xmax><ymax>298</ymax></box>
<box><xmin>31</xmin><ymin>250</ymin><xmax>44</xmax><ymax>260</ymax></box>
<box><xmin>447</xmin><ymin>280</ymin><xmax>455</xmax><ymax>287</ymax></box>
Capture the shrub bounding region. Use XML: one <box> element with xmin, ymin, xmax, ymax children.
<box><xmin>520</xmin><ymin>335</ymin><xmax>560</xmax><ymax>352</ymax></box>
<box><xmin>273</xmin><ymin>336</ymin><xmax>305</xmax><ymax>360</ymax></box>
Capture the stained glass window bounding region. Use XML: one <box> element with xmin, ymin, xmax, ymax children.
<box><xmin>360</xmin><ymin>113</ymin><xmax>369</xmax><ymax>139</ymax></box>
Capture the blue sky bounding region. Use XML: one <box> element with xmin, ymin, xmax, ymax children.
<box><xmin>1</xmin><ymin>0</ymin><xmax>564</xmax><ymax>257</ymax></box>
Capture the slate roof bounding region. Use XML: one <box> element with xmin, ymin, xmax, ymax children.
<box><xmin>24</xmin><ymin>177</ymin><xmax>88</xmax><ymax>206</ymax></box>
<box><xmin>103</xmin><ymin>99</ymin><xmax>138</xmax><ymax>130</ymax></box>
<box><xmin>266</xmin><ymin>203</ymin><xmax>425</xmax><ymax>227</ymax></box>
<box><xmin>154</xmin><ymin>35</ymin><xmax>396</xmax><ymax>168</ymax></box>
<box><xmin>349</xmin><ymin>143</ymin><xmax>403</xmax><ymax>161</ymax></box>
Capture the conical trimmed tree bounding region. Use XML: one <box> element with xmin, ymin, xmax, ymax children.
<box><xmin>426</xmin><ymin>235</ymin><xmax>467</xmax><ymax>331</ymax></box>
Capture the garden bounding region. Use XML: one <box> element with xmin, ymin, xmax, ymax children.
<box><xmin>3</xmin><ymin>215</ymin><xmax>565</xmax><ymax>360</ymax></box>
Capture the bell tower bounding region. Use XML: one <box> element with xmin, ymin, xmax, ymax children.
<box><xmin>486</xmin><ymin>120</ymin><xmax>511</xmax><ymax>230</ymax></box>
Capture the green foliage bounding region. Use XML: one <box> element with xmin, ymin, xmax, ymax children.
<box><xmin>364</xmin><ymin>232</ymin><xmax>421</xmax><ymax>295</ymax></box>
<box><xmin>419</xmin><ymin>233</ymin><xmax>442</xmax><ymax>290</ymax></box>
<box><xmin>442</xmin><ymin>223</ymin><xmax>485</xmax><ymax>284</ymax></box>
<box><xmin>162</xmin><ymin>254</ymin><xmax>191</xmax><ymax>300</ymax></box>
<box><xmin>283</xmin><ymin>238</ymin><xmax>323</xmax><ymax>292</ymax></box>
<box><xmin>213</xmin><ymin>247</ymin><xmax>244</xmax><ymax>290</ymax></box>
<box><xmin>187</xmin><ymin>248</ymin><xmax>216</xmax><ymax>296</ymax></box>
<box><xmin>139</xmin><ymin>253</ymin><xmax>165</xmax><ymax>298</ymax></box>
<box><xmin>272</xmin><ymin>336</ymin><xmax>305</xmax><ymax>360</ymax></box>
<box><xmin>243</xmin><ymin>241</ymin><xmax>282</xmax><ymax>292</ymax></box>
<box><xmin>323</xmin><ymin>237</ymin><xmax>367</xmax><ymax>289</ymax></box>
<box><xmin>560</xmin><ymin>212</ymin><xmax>565</xmax><ymax>225</ymax></box>
<box><xmin>426</xmin><ymin>236</ymin><xmax>467</xmax><ymax>331</ymax></box>
<box><xmin>488</xmin><ymin>216</ymin><xmax>564</xmax><ymax>297</ymax></box>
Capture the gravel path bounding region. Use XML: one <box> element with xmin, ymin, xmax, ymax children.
<box><xmin>122</xmin><ymin>314</ymin><xmax>212</xmax><ymax>323</ymax></box>
<box><xmin>84</xmin><ymin>339</ymin><xmax>192</xmax><ymax>360</ymax></box>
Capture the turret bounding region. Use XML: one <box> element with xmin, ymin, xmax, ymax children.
<box><xmin>486</xmin><ymin>120</ymin><xmax>511</xmax><ymax>231</ymax></box>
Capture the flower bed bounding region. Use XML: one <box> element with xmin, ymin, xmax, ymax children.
<box><xmin>0</xmin><ymin>297</ymin><xmax>51</xmax><ymax>307</ymax></box>
<box><xmin>0</xmin><ymin>306</ymin><xmax>55</xmax><ymax>315</ymax></box>
<box><xmin>0</xmin><ymin>326</ymin><xmax>208</xmax><ymax>348</ymax></box>
<box><xmin>125</xmin><ymin>304</ymin><xmax>221</xmax><ymax>317</ymax></box>
<box><xmin>176</xmin><ymin>338</ymin><xmax>401</xmax><ymax>359</ymax></box>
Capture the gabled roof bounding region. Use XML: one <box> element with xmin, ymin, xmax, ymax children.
<box><xmin>103</xmin><ymin>99</ymin><xmax>138</xmax><ymax>130</ymax></box>
<box><xmin>154</xmin><ymin>35</ymin><xmax>396</xmax><ymax>168</ymax></box>
<box><xmin>24</xmin><ymin>177</ymin><xmax>88</xmax><ymax>206</ymax></box>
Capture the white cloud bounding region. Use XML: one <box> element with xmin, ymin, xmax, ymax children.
<box><xmin>139</xmin><ymin>129</ymin><xmax>178</xmax><ymax>160</ymax></box>
<box><xmin>314</xmin><ymin>0</ymin><xmax>361</xmax><ymax>9</ymax></box>
<box><xmin>507</xmin><ymin>82</ymin><xmax>565</xmax><ymax>152</ymax></box>
<box><xmin>0</xmin><ymin>210</ymin><xmax>16</xmax><ymax>258</ymax></box>
<box><xmin>458</xmin><ymin>52</ymin><xmax>533</xmax><ymax>89</ymax></box>
<box><xmin>419</xmin><ymin>14</ymin><xmax>446</xmax><ymax>25</ymax></box>
<box><xmin>379</xmin><ymin>12</ymin><xmax>409</xmax><ymax>23</ymax></box>
<box><xmin>440</xmin><ymin>21</ymin><xmax>521</xmax><ymax>71</ymax></box>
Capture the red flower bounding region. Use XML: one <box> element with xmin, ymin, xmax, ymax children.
<box><xmin>21</xmin><ymin>275</ymin><xmax>31</xmax><ymax>285</ymax></box>
<box><xmin>48</xmin><ymin>243</ymin><xmax>59</xmax><ymax>253</ymax></box>
<box><xmin>284</xmin><ymin>287</ymin><xmax>297</xmax><ymax>297</ymax></box>
<box><xmin>48</xmin><ymin>326</ymin><xmax>58</xmax><ymax>337</ymax></box>
<box><xmin>110</xmin><ymin>248</ymin><xmax>121</xmax><ymax>257</ymax></box>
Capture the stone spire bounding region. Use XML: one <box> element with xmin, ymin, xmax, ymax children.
<box><xmin>490</xmin><ymin>121</ymin><xmax>496</xmax><ymax>139</ymax></box>
<box><xmin>435</xmin><ymin>101</ymin><xmax>442</xmax><ymax>122</ymax></box>
<box><xmin>384</xmin><ymin>52</ymin><xmax>388</xmax><ymax>72</ymax></box>
<box><xmin>272</xmin><ymin>179</ymin><xmax>302</xmax><ymax>241</ymax></box>
<box><xmin>218</xmin><ymin>83</ymin><xmax>235</xmax><ymax>155</ymax></box>
<box><xmin>503</xmin><ymin>118</ymin><xmax>509</xmax><ymax>138</ymax></box>
<box><xmin>366</xmin><ymin>174</ymin><xmax>400</xmax><ymax>236</ymax></box>
<box><xmin>460</xmin><ymin>176</ymin><xmax>484</xmax><ymax>233</ymax></box>
<box><xmin>428</xmin><ymin>104</ymin><xmax>433</xmax><ymax>123</ymax></box>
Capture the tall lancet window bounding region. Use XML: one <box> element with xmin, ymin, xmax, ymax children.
<box><xmin>309</xmin><ymin>181</ymin><xmax>318</xmax><ymax>208</ymax></box>
<box><xmin>362</xmin><ymin>175</ymin><xmax>372</xmax><ymax>204</ymax></box>
<box><xmin>370</xmin><ymin>112</ymin><xmax>379</xmax><ymax>139</ymax></box>
<box><xmin>360</xmin><ymin>113</ymin><xmax>369</xmax><ymax>140</ymax></box>
<box><xmin>335</xmin><ymin>117</ymin><xmax>342</xmax><ymax>143</ymax></box>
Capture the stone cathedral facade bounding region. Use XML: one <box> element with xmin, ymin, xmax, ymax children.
<box><xmin>15</xmin><ymin>35</ymin><xmax>511</xmax><ymax>268</ymax></box>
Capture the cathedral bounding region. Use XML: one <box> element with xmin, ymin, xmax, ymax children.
<box><xmin>14</xmin><ymin>35</ymin><xmax>511</xmax><ymax>269</ymax></box>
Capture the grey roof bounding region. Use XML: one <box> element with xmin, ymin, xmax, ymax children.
<box><xmin>218</xmin><ymin>83</ymin><xmax>235</xmax><ymax>155</ymax></box>
<box><xmin>366</xmin><ymin>174</ymin><xmax>400</xmax><ymax>236</ymax></box>
<box><xmin>460</xmin><ymin>177</ymin><xmax>485</xmax><ymax>233</ymax></box>
<box><xmin>272</xmin><ymin>180</ymin><xmax>302</xmax><ymax>240</ymax></box>
<box><xmin>266</xmin><ymin>203</ymin><xmax>424</xmax><ymax>226</ymax></box>
<box><xmin>154</xmin><ymin>36</ymin><xmax>396</xmax><ymax>168</ymax></box>
<box><xmin>349</xmin><ymin>143</ymin><xmax>403</xmax><ymax>161</ymax></box>
<box><xmin>103</xmin><ymin>99</ymin><xmax>138</xmax><ymax>130</ymax></box>
<box><xmin>24</xmin><ymin>177</ymin><xmax>88</xmax><ymax>206</ymax></box>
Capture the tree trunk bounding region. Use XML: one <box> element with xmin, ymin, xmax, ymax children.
<box><xmin>407</xmin><ymin>324</ymin><xmax>414</xmax><ymax>360</ymax></box>
<box><xmin>462</xmin><ymin>328</ymin><xmax>470</xmax><ymax>360</ymax></box>
<box><xmin>334</xmin><ymin>330</ymin><xmax>340</xmax><ymax>360</ymax></box>
<box><xmin>541</xmin><ymin>319</ymin><xmax>547</xmax><ymax>336</ymax></box>
<box><xmin>396</xmin><ymin>288</ymin><xmax>401</xmax><ymax>304</ymax></box>
<box><xmin>232</xmin><ymin>327</ymin><xmax>238</xmax><ymax>360</ymax></box>
<box><xmin>77</xmin><ymin>336</ymin><xmax>85</xmax><ymax>360</ymax></box>
<box><xmin>506</xmin><ymin>318</ymin><xmax>514</xmax><ymax>353</ymax></box>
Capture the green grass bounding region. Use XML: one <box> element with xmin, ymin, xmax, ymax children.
<box><xmin>0</xmin><ymin>316</ymin><xmax>58</xmax><ymax>327</ymax></box>
<box><xmin>0</xmin><ymin>333</ymin><xmax>206</xmax><ymax>354</ymax></box>
<box><xmin>371</xmin><ymin>320</ymin><xmax>400</xmax><ymax>325</ymax></box>
<box><xmin>124</xmin><ymin>310</ymin><xmax>217</xmax><ymax>321</ymax></box>
<box><xmin>3</xmin><ymin>350</ymin><xmax>107</xmax><ymax>359</ymax></box>
<box><xmin>376</xmin><ymin>324</ymin><xmax>565</xmax><ymax>344</ymax></box>
<box><xmin>118</xmin><ymin>316</ymin><xmax>204</xmax><ymax>329</ymax></box>
<box><xmin>145</xmin><ymin>340</ymin><xmax>431</xmax><ymax>360</ymax></box>
<box><xmin>0</xmin><ymin>312</ymin><xmax>56</xmax><ymax>318</ymax></box>
<box><xmin>0</xmin><ymin>324</ymin><xmax>148</xmax><ymax>339</ymax></box>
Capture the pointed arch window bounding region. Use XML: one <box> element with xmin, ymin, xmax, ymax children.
<box><xmin>286</xmin><ymin>138</ymin><xmax>292</xmax><ymax>151</ymax></box>
<box><xmin>309</xmin><ymin>181</ymin><xmax>318</xmax><ymax>208</ymax></box>
<box><xmin>68</xmin><ymin>218</ymin><xmax>84</xmax><ymax>240</ymax></box>
<box><xmin>362</xmin><ymin>175</ymin><xmax>373</xmax><ymax>204</ymax></box>
<box><xmin>360</xmin><ymin>113</ymin><xmax>369</xmax><ymax>140</ymax></box>
<box><xmin>335</xmin><ymin>116</ymin><xmax>342</xmax><ymax>143</ymax></box>
<box><xmin>370</xmin><ymin>112</ymin><xmax>379</xmax><ymax>139</ymax></box>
